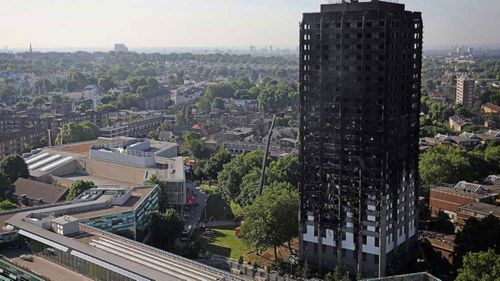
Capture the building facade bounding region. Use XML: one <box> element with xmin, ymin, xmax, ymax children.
<box><xmin>0</xmin><ymin>128</ymin><xmax>48</xmax><ymax>158</ymax></box>
<box><xmin>299</xmin><ymin>1</ymin><xmax>422</xmax><ymax>278</ymax></box>
<box><xmin>455</xmin><ymin>76</ymin><xmax>475</xmax><ymax>108</ymax></box>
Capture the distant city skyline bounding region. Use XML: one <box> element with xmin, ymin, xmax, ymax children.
<box><xmin>1</xmin><ymin>0</ymin><xmax>500</xmax><ymax>51</ymax></box>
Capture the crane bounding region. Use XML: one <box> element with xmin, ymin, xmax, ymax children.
<box><xmin>258</xmin><ymin>113</ymin><xmax>283</xmax><ymax>196</ymax></box>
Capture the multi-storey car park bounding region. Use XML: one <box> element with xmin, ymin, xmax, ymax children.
<box><xmin>299</xmin><ymin>0</ymin><xmax>422</xmax><ymax>278</ymax></box>
<box><xmin>0</xmin><ymin>186</ymin><xmax>243</xmax><ymax>281</ymax></box>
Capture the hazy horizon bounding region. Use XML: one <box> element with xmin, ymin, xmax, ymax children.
<box><xmin>1</xmin><ymin>0</ymin><xmax>500</xmax><ymax>52</ymax></box>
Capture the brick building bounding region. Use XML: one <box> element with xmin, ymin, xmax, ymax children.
<box><xmin>430</xmin><ymin>181</ymin><xmax>500</xmax><ymax>221</ymax></box>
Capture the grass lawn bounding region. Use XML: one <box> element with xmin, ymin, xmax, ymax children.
<box><xmin>199</xmin><ymin>184</ymin><xmax>217</xmax><ymax>193</ymax></box>
<box><xmin>203</xmin><ymin>194</ymin><xmax>234</xmax><ymax>221</ymax></box>
<box><xmin>200</xmin><ymin>226</ymin><xmax>249</xmax><ymax>260</ymax></box>
<box><xmin>199</xmin><ymin>226</ymin><xmax>299</xmax><ymax>266</ymax></box>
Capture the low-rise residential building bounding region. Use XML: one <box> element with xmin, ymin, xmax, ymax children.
<box><xmin>448</xmin><ymin>115</ymin><xmax>472</xmax><ymax>132</ymax></box>
<box><xmin>100</xmin><ymin>116</ymin><xmax>166</xmax><ymax>138</ymax></box>
<box><xmin>427</xmin><ymin>90</ymin><xmax>446</xmax><ymax>103</ymax></box>
<box><xmin>0</xmin><ymin>128</ymin><xmax>48</xmax><ymax>158</ymax></box>
<box><xmin>223</xmin><ymin>98</ymin><xmax>258</xmax><ymax>110</ymax></box>
<box><xmin>481</xmin><ymin>102</ymin><xmax>500</xmax><ymax>114</ymax></box>
<box><xmin>171</xmin><ymin>84</ymin><xmax>204</xmax><ymax>105</ymax></box>
<box><xmin>13</xmin><ymin>178</ymin><xmax>68</xmax><ymax>206</ymax></box>
<box><xmin>477</xmin><ymin>129</ymin><xmax>500</xmax><ymax>144</ymax></box>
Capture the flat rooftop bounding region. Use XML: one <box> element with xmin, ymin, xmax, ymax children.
<box><xmin>59</xmin><ymin>174</ymin><xmax>136</xmax><ymax>187</ymax></box>
<box><xmin>431</xmin><ymin>186</ymin><xmax>491</xmax><ymax>199</ymax></box>
<box><xmin>52</xmin><ymin>140</ymin><xmax>99</xmax><ymax>157</ymax></box>
<box><xmin>458</xmin><ymin>202</ymin><xmax>500</xmax><ymax>217</ymax></box>
<box><xmin>1</xmin><ymin>248</ymin><xmax>93</xmax><ymax>281</ymax></box>
<box><xmin>2</xmin><ymin>185</ymin><xmax>243</xmax><ymax>280</ymax></box>
<box><xmin>71</xmin><ymin>187</ymin><xmax>152</xmax><ymax>219</ymax></box>
<box><xmin>6</xmin><ymin>218</ymin><xmax>240</xmax><ymax>281</ymax></box>
<box><xmin>0</xmin><ymin>187</ymin><xmax>152</xmax><ymax>234</ymax></box>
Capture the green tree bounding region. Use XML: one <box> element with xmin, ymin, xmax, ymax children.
<box><xmin>217</xmin><ymin>150</ymin><xmax>263</xmax><ymax>200</ymax></box>
<box><xmin>31</xmin><ymin>96</ymin><xmax>48</xmax><ymax>107</ymax></box>
<box><xmin>324</xmin><ymin>268</ymin><xmax>351</xmax><ymax>281</ymax></box>
<box><xmin>127</xmin><ymin>76</ymin><xmax>147</xmax><ymax>93</ymax></box>
<box><xmin>96</xmin><ymin>103</ymin><xmax>117</xmax><ymax>113</ymax></box>
<box><xmin>183</xmin><ymin>132</ymin><xmax>212</xmax><ymax>159</ymax></box>
<box><xmin>419</xmin><ymin>145</ymin><xmax>489</xmax><ymax>189</ymax></box>
<box><xmin>257</xmin><ymin>81</ymin><xmax>298</xmax><ymax>114</ymax></box>
<box><xmin>266</xmin><ymin>156</ymin><xmax>299</xmax><ymax>188</ymax></box>
<box><xmin>0</xmin><ymin>154</ymin><xmax>29</xmax><ymax>183</ymax></box>
<box><xmin>241</xmin><ymin>182</ymin><xmax>299</xmax><ymax>260</ymax></box>
<box><xmin>0</xmin><ymin>172</ymin><xmax>14</xmax><ymax>201</ymax></box>
<box><xmin>237</xmin><ymin>167</ymin><xmax>261</xmax><ymax>206</ymax></box>
<box><xmin>145</xmin><ymin>175</ymin><xmax>169</xmax><ymax>212</ymax></box>
<box><xmin>484</xmin><ymin>142</ymin><xmax>500</xmax><ymax>174</ymax></box>
<box><xmin>148</xmin><ymin>209</ymin><xmax>184</xmax><ymax>251</ymax></box>
<box><xmin>0</xmin><ymin>85</ymin><xmax>18</xmax><ymax>105</ymax></box>
<box><xmin>456</xmin><ymin>249</ymin><xmax>500</xmax><ymax>281</ymax></box>
<box><xmin>455</xmin><ymin>215</ymin><xmax>500</xmax><ymax>264</ymax></box>
<box><xmin>205</xmin><ymin>83</ymin><xmax>235</xmax><ymax>99</ymax></box>
<box><xmin>100</xmin><ymin>94</ymin><xmax>116</xmax><ymax>104</ymax></box>
<box><xmin>176</xmin><ymin>105</ymin><xmax>194</xmax><ymax>126</ymax></box>
<box><xmin>97</xmin><ymin>76</ymin><xmax>115</xmax><ymax>91</ymax></box>
<box><xmin>0</xmin><ymin>200</ymin><xmax>18</xmax><ymax>211</ymax></box>
<box><xmin>15</xmin><ymin>102</ymin><xmax>29</xmax><ymax>111</ymax></box>
<box><xmin>203</xmin><ymin>147</ymin><xmax>233</xmax><ymax>181</ymax></box>
<box><xmin>211</xmin><ymin>97</ymin><xmax>225</xmax><ymax>110</ymax></box>
<box><xmin>108</xmin><ymin>65</ymin><xmax>130</xmax><ymax>82</ymax></box>
<box><xmin>55</xmin><ymin>121</ymin><xmax>100</xmax><ymax>145</ymax></box>
<box><xmin>116</xmin><ymin>92</ymin><xmax>139</xmax><ymax>109</ymax></box>
<box><xmin>66</xmin><ymin>180</ymin><xmax>96</xmax><ymax>201</ymax></box>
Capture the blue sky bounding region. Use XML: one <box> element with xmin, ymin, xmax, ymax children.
<box><xmin>0</xmin><ymin>0</ymin><xmax>499</xmax><ymax>50</ymax></box>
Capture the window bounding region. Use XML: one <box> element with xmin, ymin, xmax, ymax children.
<box><xmin>362</xmin><ymin>235</ymin><xmax>367</xmax><ymax>245</ymax></box>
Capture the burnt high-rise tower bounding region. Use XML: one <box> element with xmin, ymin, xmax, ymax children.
<box><xmin>298</xmin><ymin>0</ymin><xmax>422</xmax><ymax>278</ymax></box>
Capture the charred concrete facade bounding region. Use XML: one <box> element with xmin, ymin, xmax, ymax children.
<box><xmin>298</xmin><ymin>1</ymin><xmax>422</xmax><ymax>278</ymax></box>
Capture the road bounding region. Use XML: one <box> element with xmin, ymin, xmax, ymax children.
<box><xmin>1</xmin><ymin>249</ymin><xmax>92</xmax><ymax>281</ymax></box>
<box><xmin>185</xmin><ymin>181</ymin><xmax>208</xmax><ymax>228</ymax></box>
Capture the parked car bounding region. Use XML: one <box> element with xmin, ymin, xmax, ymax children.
<box><xmin>20</xmin><ymin>254</ymin><xmax>34</xmax><ymax>262</ymax></box>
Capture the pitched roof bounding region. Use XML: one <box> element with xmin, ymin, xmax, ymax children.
<box><xmin>449</xmin><ymin>115</ymin><xmax>472</xmax><ymax>126</ymax></box>
<box><xmin>14</xmin><ymin>178</ymin><xmax>68</xmax><ymax>204</ymax></box>
<box><xmin>482</xmin><ymin>102</ymin><xmax>500</xmax><ymax>113</ymax></box>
